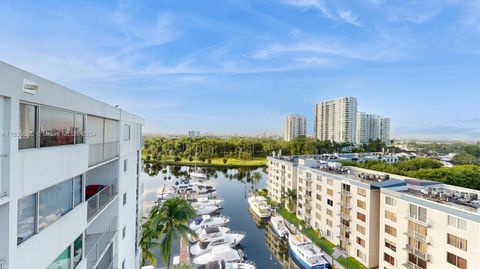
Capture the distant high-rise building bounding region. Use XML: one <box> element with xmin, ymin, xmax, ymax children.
<box><xmin>314</xmin><ymin>97</ymin><xmax>357</xmax><ymax>143</ymax></box>
<box><xmin>188</xmin><ymin>130</ymin><xmax>201</xmax><ymax>137</ymax></box>
<box><xmin>356</xmin><ymin>112</ymin><xmax>391</xmax><ymax>145</ymax></box>
<box><xmin>284</xmin><ymin>114</ymin><xmax>307</xmax><ymax>141</ymax></box>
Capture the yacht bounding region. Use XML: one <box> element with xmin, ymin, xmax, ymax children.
<box><xmin>192</xmin><ymin>183</ymin><xmax>216</xmax><ymax>194</ymax></box>
<box><xmin>192</xmin><ymin>245</ymin><xmax>244</xmax><ymax>266</ymax></box>
<box><xmin>270</xmin><ymin>215</ymin><xmax>289</xmax><ymax>238</ymax></box>
<box><xmin>192</xmin><ymin>197</ymin><xmax>224</xmax><ymax>208</ymax></box>
<box><xmin>190</xmin><ymin>226</ymin><xmax>231</xmax><ymax>243</ymax></box>
<box><xmin>190</xmin><ymin>167</ymin><xmax>208</xmax><ymax>179</ymax></box>
<box><xmin>190</xmin><ymin>215</ymin><xmax>230</xmax><ymax>231</ymax></box>
<box><xmin>247</xmin><ymin>195</ymin><xmax>271</xmax><ymax>218</ymax></box>
<box><xmin>157</xmin><ymin>189</ymin><xmax>177</xmax><ymax>201</ymax></box>
<box><xmin>205</xmin><ymin>260</ymin><xmax>257</xmax><ymax>269</ymax></box>
<box><xmin>190</xmin><ymin>229</ymin><xmax>246</xmax><ymax>256</ymax></box>
<box><xmin>194</xmin><ymin>204</ymin><xmax>220</xmax><ymax>215</ymax></box>
<box><xmin>288</xmin><ymin>234</ymin><xmax>329</xmax><ymax>269</ymax></box>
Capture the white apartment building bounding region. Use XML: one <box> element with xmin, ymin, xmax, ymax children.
<box><xmin>356</xmin><ymin>112</ymin><xmax>390</xmax><ymax>145</ymax></box>
<box><xmin>0</xmin><ymin>61</ymin><xmax>144</xmax><ymax>269</ymax></box>
<box><xmin>188</xmin><ymin>131</ymin><xmax>201</xmax><ymax>138</ymax></box>
<box><xmin>284</xmin><ymin>114</ymin><xmax>307</xmax><ymax>141</ymax></box>
<box><xmin>314</xmin><ymin>97</ymin><xmax>357</xmax><ymax>143</ymax></box>
<box><xmin>267</xmin><ymin>155</ymin><xmax>480</xmax><ymax>269</ymax></box>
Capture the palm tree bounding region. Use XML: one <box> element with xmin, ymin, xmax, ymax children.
<box><xmin>282</xmin><ymin>189</ymin><xmax>297</xmax><ymax>212</ymax></box>
<box><xmin>142</xmin><ymin>197</ymin><xmax>196</xmax><ymax>269</ymax></box>
<box><xmin>140</xmin><ymin>219</ymin><xmax>161</xmax><ymax>266</ymax></box>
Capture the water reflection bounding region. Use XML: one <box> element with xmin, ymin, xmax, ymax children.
<box><xmin>141</xmin><ymin>165</ymin><xmax>294</xmax><ymax>268</ymax></box>
<box><xmin>264</xmin><ymin>225</ymin><xmax>300</xmax><ymax>269</ymax></box>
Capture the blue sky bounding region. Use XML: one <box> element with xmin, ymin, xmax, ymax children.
<box><xmin>1</xmin><ymin>0</ymin><xmax>479</xmax><ymax>140</ymax></box>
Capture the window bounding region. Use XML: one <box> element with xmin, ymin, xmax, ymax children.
<box><xmin>74</xmin><ymin>114</ymin><xmax>85</xmax><ymax>144</ymax></box>
<box><xmin>384</xmin><ymin>253</ymin><xmax>395</xmax><ymax>266</ymax></box>
<box><xmin>123</xmin><ymin>226</ymin><xmax>127</xmax><ymax>239</ymax></box>
<box><xmin>356</xmin><ymin>224</ymin><xmax>365</xmax><ymax>235</ymax></box>
<box><xmin>385</xmin><ymin>225</ymin><xmax>397</xmax><ymax>237</ymax></box>
<box><xmin>356</xmin><ymin>249</ymin><xmax>364</xmax><ymax>261</ymax></box>
<box><xmin>327</xmin><ymin>199</ymin><xmax>333</xmax><ymax>206</ymax></box>
<box><xmin>408</xmin><ymin>221</ymin><xmax>427</xmax><ymax>237</ymax></box>
<box><xmin>327</xmin><ymin>209</ymin><xmax>333</xmax><ymax>217</ymax></box>
<box><xmin>327</xmin><ymin>178</ymin><xmax>333</xmax><ymax>185</ymax></box>
<box><xmin>385</xmin><ymin>196</ymin><xmax>396</xmax><ymax>206</ymax></box>
<box><xmin>357</xmin><ymin>200</ymin><xmax>366</xmax><ymax>209</ymax></box>
<box><xmin>327</xmin><ymin>188</ymin><xmax>333</xmax><ymax>196</ymax></box>
<box><xmin>316</xmin><ymin>184</ymin><xmax>322</xmax><ymax>191</ymax></box>
<box><xmin>46</xmin><ymin>247</ymin><xmax>70</xmax><ymax>269</ymax></box>
<box><xmin>124</xmin><ymin>124</ymin><xmax>131</xmax><ymax>141</ymax></box>
<box><xmin>410</xmin><ymin>204</ymin><xmax>427</xmax><ymax>223</ymax></box>
<box><xmin>316</xmin><ymin>203</ymin><xmax>321</xmax><ymax>210</ymax></box>
<box><xmin>357</xmin><ymin>212</ymin><xmax>366</xmax><ymax>222</ymax></box>
<box><xmin>73</xmin><ymin>176</ymin><xmax>83</xmax><ymax>207</ymax></box>
<box><xmin>448</xmin><ymin>215</ymin><xmax>467</xmax><ymax>231</ymax></box>
<box><xmin>326</xmin><ymin>219</ymin><xmax>333</xmax><ymax>227</ymax></box>
<box><xmin>385</xmin><ymin>210</ymin><xmax>397</xmax><ymax>222</ymax></box>
<box><xmin>40</xmin><ymin>107</ymin><xmax>75</xmax><ymax>147</ymax></box>
<box><xmin>357</xmin><ymin>188</ymin><xmax>366</xmax><ymax>197</ymax></box>
<box><xmin>447</xmin><ymin>252</ymin><xmax>467</xmax><ymax>269</ymax></box>
<box><xmin>408</xmin><ymin>254</ymin><xmax>427</xmax><ymax>269</ymax></box>
<box><xmin>447</xmin><ymin>233</ymin><xmax>468</xmax><ymax>251</ymax></box>
<box><xmin>123</xmin><ymin>193</ymin><xmax>127</xmax><ymax>205</ymax></box>
<box><xmin>39</xmin><ymin>179</ymin><xmax>73</xmax><ymax>231</ymax></box>
<box><xmin>385</xmin><ymin>239</ymin><xmax>396</xmax><ymax>252</ymax></box>
<box><xmin>17</xmin><ymin>194</ymin><xmax>37</xmax><ymax>245</ymax></box>
<box><xmin>19</xmin><ymin>103</ymin><xmax>36</xmax><ymax>149</ymax></box>
<box><xmin>356</xmin><ymin>236</ymin><xmax>365</xmax><ymax>247</ymax></box>
<box><xmin>316</xmin><ymin>194</ymin><xmax>322</xmax><ymax>200</ymax></box>
<box><xmin>409</xmin><ymin>237</ymin><xmax>427</xmax><ymax>253</ymax></box>
<box><xmin>316</xmin><ymin>175</ymin><xmax>322</xmax><ymax>182</ymax></box>
<box><xmin>73</xmin><ymin>235</ymin><xmax>83</xmax><ymax>268</ymax></box>
<box><xmin>124</xmin><ymin>159</ymin><xmax>128</xmax><ymax>172</ymax></box>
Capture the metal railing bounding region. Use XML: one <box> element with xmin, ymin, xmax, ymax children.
<box><xmin>404</xmin><ymin>244</ymin><xmax>430</xmax><ymax>261</ymax></box>
<box><xmin>407</xmin><ymin>213</ymin><xmax>431</xmax><ymax>227</ymax></box>
<box><xmin>0</xmin><ymin>154</ymin><xmax>6</xmax><ymax>198</ymax></box>
<box><xmin>0</xmin><ymin>258</ymin><xmax>6</xmax><ymax>269</ymax></box>
<box><xmin>87</xmin><ymin>182</ymin><xmax>118</xmax><ymax>221</ymax></box>
<box><xmin>403</xmin><ymin>261</ymin><xmax>424</xmax><ymax>269</ymax></box>
<box><xmin>85</xmin><ymin>217</ymin><xmax>117</xmax><ymax>269</ymax></box>
<box><xmin>339</xmin><ymin>190</ymin><xmax>351</xmax><ymax>197</ymax></box>
<box><xmin>405</xmin><ymin>229</ymin><xmax>429</xmax><ymax>243</ymax></box>
<box><xmin>89</xmin><ymin>141</ymin><xmax>119</xmax><ymax>167</ymax></box>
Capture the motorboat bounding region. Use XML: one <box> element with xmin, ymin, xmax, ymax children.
<box><xmin>190</xmin><ymin>228</ymin><xmax>246</xmax><ymax>256</ymax></box>
<box><xmin>288</xmin><ymin>234</ymin><xmax>329</xmax><ymax>269</ymax></box>
<box><xmin>192</xmin><ymin>245</ymin><xmax>244</xmax><ymax>266</ymax></box>
<box><xmin>192</xmin><ymin>183</ymin><xmax>216</xmax><ymax>194</ymax></box>
<box><xmin>247</xmin><ymin>195</ymin><xmax>271</xmax><ymax>218</ymax></box>
<box><xmin>270</xmin><ymin>215</ymin><xmax>289</xmax><ymax>238</ymax></box>
<box><xmin>157</xmin><ymin>189</ymin><xmax>177</xmax><ymax>201</ymax></box>
<box><xmin>205</xmin><ymin>260</ymin><xmax>257</xmax><ymax>269</ymax></box>
<box><xmin>190</xmin><ymin>215</ymin><xmax>230</xmax><ymax>231</ymax></box>
<box><xmin>194</xmin><ymin>204</ymin><xmax>219</xmax><ymax>215</ymax></box>
<box><xmin>190</xmin><ymin>226</ymin><xmax>231</xmax><ymax>243</ymax></box>
<box><xmin>190</xmin><ymin>167</ymin><xmax>208</xmax><ymax>179</ymax></box>
<box><xmin>192</xmin><ymin>197</ymin><xmax>224</xmax><ymax>207</ymax></box>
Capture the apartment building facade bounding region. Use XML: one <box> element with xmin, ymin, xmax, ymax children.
<box><xmin>356</xmin><ymin>112</ymin><xmax>391</xmax><ymax>145</ymax></box>
<box><xmin>314</xmin><ymin>97</ymin><xmax>357</xmax><ymax>143</ymax></box>
<box><xmin>284</xmin><ymin>114</ymin><xmax>307</xmax><ymax>141</ymax></box>
<box><xmin>267</xmin><ymin>155</ymin><xmax>480</xmax><ymax>269</ymax></box>
<box><xmin>0</xmin><ymin>62</ymin><xmax>144</xmax><ymax>269</ymax></box>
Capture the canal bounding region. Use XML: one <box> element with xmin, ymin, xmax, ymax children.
<box><xmin>141</xmin><ymin>165</ymin><xmax>301</xmax><ymax>269</ymax></box>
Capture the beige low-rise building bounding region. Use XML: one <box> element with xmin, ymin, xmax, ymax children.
<box><xmin>267</xmin><ymin>155</ymin><xmax>480</xmax><ymax>269</ymax></box>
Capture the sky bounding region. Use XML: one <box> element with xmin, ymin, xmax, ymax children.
<box><xmin>1</xmin><ymin>0</ymin><xmax>479</xmax><ymax>140</ymax></box>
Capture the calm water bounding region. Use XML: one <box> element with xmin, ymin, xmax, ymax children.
<box><xmin>141</xmin><ymin>165</ymin><xmax>301</xmax><ymax>269</ymax></box>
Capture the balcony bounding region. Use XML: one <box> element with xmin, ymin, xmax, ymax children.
<box><xmin>89</xmin><ymin>141</ymin><xmax>119</xmax><ymax>167</ymax></box>
<box><xmin>336</xmin><ymin>234</ymin><xmax>351</xmax><ymax>244</ymax></box>
<box><xmin>87</xmin><ymin>181</ymin><xmax>118</xmax><ymax>222</ymax></box>
<box><xmin>405</xmin><ymin>230</ymin><xmax>429</xmax><ymax>244</ymax></box>
<box><xmin>404</xmin><ymin>244</ymin><xmax>431</xmax><ymax>261</ymax></box>
<box><xmin>403</xmin><ymin>261</ymin><xmax>425</xmax><ymax>269</ymax></box>
<box><xmin>85</xmin><ymin>217</ymin><xmax>117</xmax><ymax>269</ymax></box>
<box><xmin>337</xmin><ymin>223</ymin><xmax>351</xmax><ymax>232</ymax></box>
<box><xmin>0</xmin><ymin>154</ymin><xmax>6</xmax><ymax>198</ymax></box>
<box><xmin>339</xmin><ymin>212</ymin><xmax>351</xmax><ymax>221</ymax></box>
<box><xmin>339</xmin><ymin>190</ymin><xmax>351</xmax><ymax>197</ymax></box>
<box><xmin>407</xmin><ymin>214</ymin><xmax>431</xmax><ymax>227</ymax></box>
<box><xmin>338</xmin><ymin>201</ymin><xmax>351</xmax><ymax>209</ymax></box>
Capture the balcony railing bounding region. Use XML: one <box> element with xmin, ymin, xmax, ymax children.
<box><xmin>403</xmin><ymin>261</ymin><xmax>424</xmax><ymax>269</ymax></box>
<box><xmin>407</xmin><ymin>214</ymin><xmax>431</xmax><ymax>227</ymax></box>
<box><xmin>89</xmin><ymin>141</ymin><xmax>119</xmax><ymax>167</ymax></box>
<box><xmin>0</xmin><ymin>154</ymin><xmax>7</xmax><ymax>198</ymax></box>
<box><xmin>0</xmin><ymin>258</ymin><xmax>6</xmax><ymax>269</ymax></box>
<box><xmin>404</xmin><ymin>244</ymin><xmax>431</xmax><ymax>261</ymax></box>
<box><xmin>339</xmin><ymin>190</ymin><xmax>351</xmax><ymax>197</ymax></box>
<box><xmin>86</xmin><ymin>217</ymin><xmax>117</xmax><ymax>269</ymax></box>
<box><xmin>339</xmin><ymin>212</ymin><xmax>351</xmax><ymax>221</ymax></box>
<box><xmin>405</xmin><ymin>229</ymin><xmax>429</xmax><ymax>243</ymax></box>
<box><xmin>87</xmin><ymin>182</ymin><xmax>118</xmax><ymax>222</ymax></box>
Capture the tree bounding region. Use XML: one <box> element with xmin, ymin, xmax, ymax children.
<box><xmin>140</xmin><ymin>219</ymin><xmax>160</xmax><ymax>266</ymax></box>
<box><xmin>223</xmin><ymin>158</ymin><xmax>228</xmax><ymax>165</ymax></box>
<box><xmin>207</xmin><ymin>158</ymin><xmax>212</xmax><ymax>164</ymax></box>
<box><xmin>142</xmin><ymin>198</ymin><xmax>196</xmax><ymax>269</ymax></box>
<box><xmin>188</xmin><ymin>156</ymin><xmax>193</xmax><ymax>162</ymax></box>
<box><xmin>453</xmin><ymin>153</ymin><xmax>479</xmax><ymax>165</ymax></box>
<box><xmin>282</xmin><ymin>189</ymin><xmax>297</xmax><ymax>212</ymax></box>
<box><xmin>174</xmin><ymin>156</ymin><xmax>181</xmax><ymax>162</ymax></box>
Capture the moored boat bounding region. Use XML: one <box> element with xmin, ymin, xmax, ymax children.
<box><xmin>190</xmin><ymin>215</ymin><xmax>230</xmax><ymax>231</ymax></box>
<box><xmin>270</xmin><ymin>215</ymin><xmax>289</xmax><ymax>238</ymax></box>
<box><xmin>288</xmin><ymin>234</ymin><xmax>329</xmax><ymax>269</ymax></box>
<box><xmin>192</xmin><ymin>245</ymin><xmax>244</xmax><ymax>266</ymax></box>
<box><xmin>247</xmin><ymin>195</ymin><xmax>271</xmax><ymax>218</ymax></box>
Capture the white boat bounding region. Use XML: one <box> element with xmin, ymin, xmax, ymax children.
<box><xmin>190</xmin><ymin>215</ymin><xmax>230</xmax><ymax>231</ymax></box>
<box><xmin>194</xmin><ymin>204</ymin><xmax>219</xmax><ymax>215</ymax></box>
<box><xmin>191</xmin><ymin>167</ymin><xmax>207</xmax><ymax>179</ymax></box>
<box><xmin>190</xmin><ymin>226</ymin><xmax>231</xmax><ymax>243</ymax></box>
<box><xmin>247</xmin><ymin>195</ymin><xmax>271</xmax><ymax>218</ymax></box>
<box><xmin>205</xmin><ymin>260</ymin><xmax>257</xmax><ymax>269</ymax></box>
<box><xmin>192</xmin><ymin>245</ymin><xmax>243</xmax><ymax>266</ymax></box>
<box><xmin>270</xmin><ymin>215</ymin><xmax>289</xmax><ymax>238</ymax></box>
<box><xmin>157</xmin><ymin>190</ymin><xmax>177</xmax><ymax>200</ymax></box>
<box><xmin>288</xmin><ymin>234</ymin><xmax>329</xmax><ymax>269</ymax></box>
<box><xmin>192</xmin><ymin>197</ymin><xmax>224</xmax><ymax>207</ymax></box>
<box><xmin>192</xmin><ymin>183</ymin><xmax>216</xmax><ymax>194</ymax></box>
<box><xmin>190</xmin><ymin>229</ymin><xmax>246</xmax><ymax>256</ymax></box>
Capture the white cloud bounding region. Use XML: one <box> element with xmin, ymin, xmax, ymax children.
<box><xmin>337</xmin><ymin>10</ymin><xmax>362</xmax><ymax>26</ymax></box>
<box><xmin>282</xmin><ymin>0</ymin><xmax>333</xmax><ymax>18</ymax></box>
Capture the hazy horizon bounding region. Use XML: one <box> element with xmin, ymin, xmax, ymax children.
<box><xmin>1</xmin><ymin>0</ymin><xmax>479</xmax><ymax>140</ymax></box>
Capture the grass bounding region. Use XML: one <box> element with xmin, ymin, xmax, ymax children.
<box><xmin>144</xmin><ymin>156</ymin><xmax>267</xmax><ymax>167</ymax></box>
<box><xmin>276</xmin><ymin>208</ymin><xmax>367</xmax><ymax>269</ymax></box>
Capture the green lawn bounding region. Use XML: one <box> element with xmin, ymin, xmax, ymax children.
<box><xmin>145</xmin><ymin>156</ymin><xmax>267</xmax><ymax>167</ymax></box>
<box><xmin>276</xmin><ymin>208</ymin><xmax>367</xmax><ymax>269</ymax></box>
